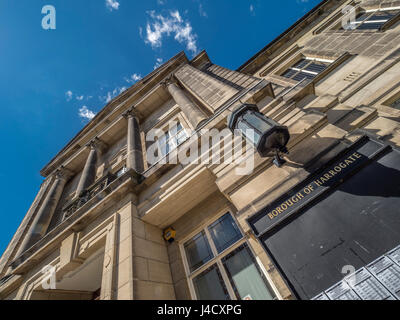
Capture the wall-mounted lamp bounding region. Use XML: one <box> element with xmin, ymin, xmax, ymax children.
<box><xmin>163</xmin><ymin>227</ymin><xmax>176</xmax><ymax>243</ymax></box>
<box><xmin>228</xmin><ymin>104</ymin><xmax>290</xmax><ymax>167</ymax></box>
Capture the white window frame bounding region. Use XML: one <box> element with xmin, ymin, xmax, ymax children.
<box><xmin>145</xmin><ymin>114</ymin><xmax>190</xmax><ymax>165</ymax></box>
<box><xmin>343</xmin><ymin>7</ymin><xmax>400</xmax><ymax>31</ymax></box>
<box><xmin>282</xmin><ymin>57</ymin><xmax>334</xmax><ymax>80</ymax></box>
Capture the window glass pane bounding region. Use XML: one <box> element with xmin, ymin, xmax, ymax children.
<box><xmin>166</xmin><ymin>122</ymin><xmax>188</xmax><ymax>154</ymax></box>
<box><xmin>355</xmin><ymin>12</ymin><xmax>370</xmax><ymax>22</ymax></box>
<box><xmin>184</xmin><ymin>231</ymin><xmax>214</xmax><ymax>272</ymax></box>
<box><xmin>390</xmin><ymin>98</ymin><xmax>400</xmax><ymax>110</ymax></box>
<box><xmin>281</xmin><ymin>68</ymin><xmax>297</xmax><ymax>79</ymax></box>
<box><xmin>222</xmin><ymin>244</ymin><xmax>276</xmax><ymax>301</ymax></box>
<box><xmin>208</xmin><ymin>214</ymin><xmax>243</xmax><ymax>254</ymax></box>
<box><xmin>304</xmin><ymin>61</ymin><xmax>328</xmax><ymax>73</ymax></box>
<box><xmin>368</xmin><ymin>10</ymin><xmax>398</xmax><ymax>21</ymax></box>
<box><xmin>292</xmin><ymin>71</ymin><xmax>315</xmax><ymax>82</ymax></box>
<box><xmin>193</xmin><ymin>264</ymin><xmax>230</xmax><ymax>300</ymax></box>
<box><xmin>341</xmin><ymin>12</ymin><xmax>369</xmax><ymax>30</ymax></box>
<box><xmin>175</xmin><ymin>129</ymin><xmax>188</xmax><ymax>145</ymax></box>
<box><xmin>292</xmin><ymin>58</ymin><xmax>309</xmax><ymax>69</ymax></box>
<box><xmin>357</xmin><ymin>21</ymin><xmax>384</xmax><ymax>30</ymax></box>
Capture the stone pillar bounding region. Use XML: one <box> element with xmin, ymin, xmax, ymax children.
<box><xmin>123</xmin><ymin>109</ymin><xmax>144</xmax><ymax>173</ymax></box>
<box><xmin>75</xmin><ymin>138</ymin><xmax>106</xmax><ymax>198</ymax></box>
<box><xmin>16</xmin><ymin>167</ymin><xmax>72</xmax><ymax>256</ymax></box>
<box><xmin>163</xmin><ymin>77</ymin><xmax>207</xmax><ymax>129</ymax></box>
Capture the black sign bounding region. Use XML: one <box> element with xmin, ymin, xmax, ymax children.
<box><xmin>248</xmin><ymin>137</ymin><xmax>386</xmax><ymax>237</ymax></box>
<box><xmin>247</xmin><ymin>136</ymin><xmax>400</xmax><ymax>299</ymax></box>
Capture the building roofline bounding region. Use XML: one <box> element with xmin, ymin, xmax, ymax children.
<box><xmin>40</xmin><ymin>51</ymin><xmax>188</xmax><ymax>176</ymax></box>
<box><xmin>237</xmin><ymin>0</ymin><xmax>344</xmax><ymax>74</ymax></box>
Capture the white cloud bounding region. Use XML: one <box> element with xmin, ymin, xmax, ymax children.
<box><xmin>79</xmin><ymin>106</ymin><xmax>96</xmax><ymax>121</ymax></box>
<box><xmin>100</xmin><ymin>86</ymin><xmax>128</xmax><ymax>103</ymax></box>
<box><xmin>143</xmin><ymin>10</ymin><xmax>199</xmax><ymax>55</ymax></box>
<box><xmin>65</xmin><ymin>90</ymin><xmax>73</xmax><ymax>101</ymax></box>
<box><xmin>125</xmin><ymin>73</ymin><xmax>142</xmax><ymax>84</ymax></box>
<box><xmin>76</xmin><ymin>95</ymin><xmax>84</xmax><ymax>101</ymax></box>
<box><xmin>106</xmin><ymin>0</ymin><xmax>120</xmax><ymax>11</ymax></box>
<box><xmin>153</xmin><ymin>57</ymin><xmax>164</xmax><ymax>70</ymax></box>
<box><xmin>250</xmin><ymin>4</ymin><xmax>255</xmax><ymax>14</ymax></box>
<box><xmin>198</xmin><ymin>3</ymin><xmax>207</xmax><ymax>18</ymax></box>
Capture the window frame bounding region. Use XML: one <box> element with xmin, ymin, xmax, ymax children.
<box><xmin>280</xmin><ymin>56</ymin><xmax>334</xmax><ymax>82</ymax></box>
<box><xmin>274</xmin><ymin>52</ymin><xmax>352</xmax><ymax>86</ymax></box>
<box><xmin>382</xmin><ymin>89</ymin><xmax>400</xmax><ymax>111</ymax></box>
<box><xmin>156</xmin><ymin>121</ymin><xmax>189</xmax><ymax>157</ymax></box>
<box><xmin>144</xmin><ymin>113</ymin><xmax>191</xmax><ymax>165</ymax></box>
<box><xmin>329</xmin><ymin>6</ymin><xmax>400</xmax><ymax>32</ymax></box>
<box><xmin>179</xmin><ymin>209</ymin><xmax>277</xmax><ymax>300</ymax></box>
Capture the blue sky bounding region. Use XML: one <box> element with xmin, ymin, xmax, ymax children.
<box><xmin>0</xmin><ymin>0</ymin><xmax>322</xmax><ymax>256</ymax></box>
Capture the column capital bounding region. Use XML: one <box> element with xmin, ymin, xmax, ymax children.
<box><xmin>160</xmin><ymin>74</ymin><xmax>178</xmax><ymax>88</ymax></box>
<box><xmin>55</xmin><ymin>166</ymin><xmax>74</xmax><ymax>181</ymax></box>
<box><xmin>87</xmin><ymin>137</ymin><xmax>108</xmax><ymax>153</ymax></box>
<box><xmin>122</xmin><ymin>108</ymin><xmax>139</xmax><ymax>120</ymax></box>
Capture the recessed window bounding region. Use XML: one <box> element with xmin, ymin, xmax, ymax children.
<box><xmin>183</xmin><ymin>213</ymin><xmax>276</xmax><ymax>300</ymax></box>
<box><xmin>341</xmin><ymin>8</ymin><xmax>400</xmax><ymax>31</ymax></box>
<box><xmin>156</xmin><ymin>121</ymin><xmax>189</xmax><ymax>157</ymax></box>
<box><xmin>281</xmin><ymin>57</ymin><xmax>333</xmax><ymax>82</ymax></box>
<box><xmin>382</xmin><ymin>91</ymin><xmax>400</xmax><ymax>111</ymax></box>
<box><xmin>390</xmin><ymin>98</ymin><xmax>400</xmax><ymax>110</ymax></box>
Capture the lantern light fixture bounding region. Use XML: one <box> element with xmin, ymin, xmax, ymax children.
<box><xmin>228</xmin><ymin>104</ymin><xmax>290</xmax><ymax>167</ymax></box>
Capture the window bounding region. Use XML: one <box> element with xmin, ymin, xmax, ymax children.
<box><xmin>382</xmin><ymin>91</ymin><xmax>400</xmax><ymax>111</ymax></box>
<box><xmin>341</xmin><ymin>8</ymin><xmax>400</xmax><ymax>31</ymax></box>
<box><xmin>115</xmin><ymin>166</ymin><xmax>127</xmax><ymax>178</ymax></box>
<box><xmin>183</xmin><ymin>213</ymin><xmax>276</xmax><ymax>300</ymax></box>
<box><xmin>391</xmin><ymin>98</ymin><xmax>400</xmax><ymax>110</ymax></box>
<box><xmin>156</xmin><ymin>121</ymin><xmax>189</xmax><ymax>157</ymax></box>
<box><xmin>281</xmin><ymin>57</ymin><xmax>333</xmax><ymax>82</ymax></box>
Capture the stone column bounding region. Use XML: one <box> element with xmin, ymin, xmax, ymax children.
<box><xmin>163</xmin><ymin>77</ymin><xmax>207</xmax><ymax>129</ymax></box>
<box><xmin>16</xmin><ymin>167</ymin><xmax>72</xmax><ymax>256</ymax></box>
<box><xmin>123</xmin><ymin>109</ymin><xmax>144</xmax><ymax>173</ymax></box>
<box><xmin>75</xmin><ymin>138</ymin><xmax>106</xmax><ymax>198</ymax></box>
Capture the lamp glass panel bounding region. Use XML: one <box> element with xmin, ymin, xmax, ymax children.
<box><xmin>237</xmin><ymin>119</ymin><xmax>261</xmax><ymax>145</ymax></box>
<box><xmin>243</xmin><ymin>111</ymin><xmax>273</xmax><ymax>134</ymax></box>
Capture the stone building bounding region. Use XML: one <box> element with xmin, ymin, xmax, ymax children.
<box><xmin>1</xmin><ymin>0</ymin><xmax>400</xmax><ymax>300</ymax></box>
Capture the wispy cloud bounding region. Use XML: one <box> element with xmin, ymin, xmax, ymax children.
<box><xmin>250</xmin><ymin>4</ymin><xmax>254</xmax><ymax>14</ymax></box>
<box><xmin>143</xmin><ymin>10</ymin><xmax>199</xmax><ymax>55</ymax></box>
<box><xmin>153</xmin><ymin>57</ymin><xmax>164</xmax><ymax>70</ymax></box>
<box><xmin>106</xmin><ymin>0</ymin><xmax>120</xmax><ymax>11</ymax></box>
<box><xmin>66</xmin><ymin>90</ymin><xmax>92</xmax><ymax>102</ymax></box>
<box><xmin>198</xmin><ymin>2</ymin><xmax>208</xmax><ymax>18</ymax></box>
<box><xmin>193</xmin><ymin>0</ymin><xmax>208</xmax><ymax>18</ymax></box>
<box><xmin>65</xmin><ymin>90</ymin><xmax>73</xmax><ymax>101</ymax></box>
<box><xmin>100</xmin><ymin>86</ymin><xmax>128</xmax><ymax>103</ymax></box>
<box><xmin>125</xmin><ymin>73</ymin><xmax>142</xmax><ymax>84</ymax></box>
<box><xmin>79</xmin><ymin>106</ymin><xmax>96</xmax><ymax>121</ymax></box>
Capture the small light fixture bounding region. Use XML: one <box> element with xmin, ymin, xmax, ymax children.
<box><xmin>163</xmin><ymin>227</ymin><xmax>176</xmax><ymax>243</ymax></box>
<box><xmin>228</xmin><ymin>104</ymin><xmax>290</xmax><ymax>167</ymax></box>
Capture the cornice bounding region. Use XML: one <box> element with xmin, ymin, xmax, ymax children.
<box><xmin>40</xmin><ymin>51</ymin><xmax>189</xmax><ymax>178</ymax></box>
